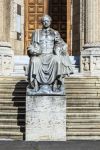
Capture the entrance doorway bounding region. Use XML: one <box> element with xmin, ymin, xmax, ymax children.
<box><xmin>24</xmin><ymin>0</ymin><xmax>71</xmax><ymax>55</ymax></box>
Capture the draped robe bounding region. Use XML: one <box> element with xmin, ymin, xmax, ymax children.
<box><xmin>28</xmin><ymin>28</ymin><xmax>73</xmax><ymax>85</ymax></box>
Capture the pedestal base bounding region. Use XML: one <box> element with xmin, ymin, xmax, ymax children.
<box><xmin>26</xmin><ymin>96</ymin><xmax>66</xmax><ymax>141</ymax></box>
<box><xmin>81</xmin><ymin>43</ymin><xmax>100</xmax><ymax>74</ymax></box>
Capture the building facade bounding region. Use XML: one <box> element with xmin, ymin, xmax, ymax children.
<box><xmin>0</xmin><ymin>0</ymin><xmax>79</xmax><ymax>56</ymax></box>
<box><xmin>0</xmin><ymin>0</ymin><xmax>100</xmax><ymax>140</ymax></box>
<box><xmin>0</xmin><ymin>0</ymin><xmax>100</xmax><ymax>74</ymax></box>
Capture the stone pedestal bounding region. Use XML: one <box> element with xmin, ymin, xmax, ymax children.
<box><xmin>81</xmin><ymin>43</ymin><xmax>100</xmax><ymax>74</ymax></box>
<box><xmin>26</xmin><ymin>96</ymin><xmax>66</xmax><ymax>141</ymax></box>
<box><xmin>0</xmin><ymin>42</ymin><xmax>14</xmax><ymax>75</ymax></box>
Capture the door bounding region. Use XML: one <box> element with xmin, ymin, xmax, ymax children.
<box><xmin>24</xmin><ymin>0</ymin><xmax>71</xmax><ymax>55</ymax></box>
<box><xmin>24</xmin><ymin>0</ymin><xmax>48</xmax><ymax>54</ymax></box>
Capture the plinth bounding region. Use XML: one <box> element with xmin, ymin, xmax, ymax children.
<box><xmin>26</xmin><ymin>96</ymin><xmax>66</xmax><ymax>141</ymax></box>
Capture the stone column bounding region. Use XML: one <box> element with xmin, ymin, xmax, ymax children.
<box><xmin>0</xmin><ymin>0</ymin><xmax>14</xmax><ymax>76</ymax></box>
<box><xmin>0</xmin><ymin>0</ymin><xmax>10</xmax><ymax>41</ymax></box>
<box><xmin>80</xmin><ymin>0</ymin><xmax>100</xmax><ymax>74</ymax></box>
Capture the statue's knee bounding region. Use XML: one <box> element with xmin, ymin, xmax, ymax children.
<box><xmin>53</xmin><ymin>55</ymin><xmax>61</xmax><ymax>65</ymax></box>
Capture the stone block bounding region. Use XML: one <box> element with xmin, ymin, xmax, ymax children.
<box><xmin>26</xmin><ymin>96</ymin><xmax>66</xmax><ymax>141</ymax></box>
<box><xmin>80</xmin><ymin>43</ymin><xmax>100</xmax><ymax>75</ymax></box>
<box><xmin>0</xmin><ymin>42</ymin><xmax>14</xmax><ymax>75</ymax></box>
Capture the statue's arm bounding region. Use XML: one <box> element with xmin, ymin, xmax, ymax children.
<box><xmin>27</xmin><ymin>31</ymin><xmax>35</xmax><ymax>56</ymax></box>
<box><xmin>27</xmin><ymin>30</ymin><xmax>40</xmax><ymax>56</ymax></box>
<box><xmin>54</xmin><ymin>31</ymin><xmax>67</xmax><ymax>56</ymax></box>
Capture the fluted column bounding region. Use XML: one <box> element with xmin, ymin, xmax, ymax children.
<box><xmin>0</xmin><ymin>0</ymin><xmax>14</xmax><ymax>75</ymax></box>
<box><xmin>0</xmin><ymin>0</ymin><xmax>10</xmax><ymax>41</ymax></box>
<box><xmin>85</xmin><ymin>0</ymin><xmax>100</xmax><ymax>43</ymax></box>
<box><xmin>81</xmin><ymin>0</ymin><xmax>100</xmax><ymax>74</ymax></box>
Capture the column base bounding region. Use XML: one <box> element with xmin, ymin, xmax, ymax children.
<box><xmin>26</xmin><ymin>96</ymin><xmax>66</xmax><ymax>141</ymax></box>
<box><xmin>80</xmin><ymin>43</ymin><xmax>100</xmax><ymax>75</ymax></box>
<box><xmin>0</xmin><ymin>42</ymin><xmax>14</xmax><ymax>76</ymax></box>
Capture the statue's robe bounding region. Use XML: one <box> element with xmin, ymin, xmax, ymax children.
<box><xmin>28</xmin><ymin>28</ymin><xmax>73</xmax><ymax>84</ymax></box>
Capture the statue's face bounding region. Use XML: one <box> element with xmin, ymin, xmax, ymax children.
<box><xmin>42</xmin><ymin>18</ymin><xmax>51</xmax><ymax>28</ymax></box>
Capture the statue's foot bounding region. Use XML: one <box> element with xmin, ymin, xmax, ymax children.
<box><xmin>57</xmin><ymin>79</ymin><xmax>62</xmax><ymax>90</ymax></box>
<box><xmin>52</xmin><ymin>79</ymin><xmax>62</xmax><ymax>92</ymax></box>
<box><xmin>29</xmin><ymin>79</ymin><xmax>39</xmax><ymax>92</ymax></box>
<box><xmin>34</xmin><ymin>79</ymin><xmax>39</xmax><ymax>92</ymax></box>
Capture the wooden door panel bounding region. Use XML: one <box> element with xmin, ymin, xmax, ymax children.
<box><xmin>24</xmin><ymin>0</ymin><xmax>71</xmax><ymax>55</ymax></box>
<box><xmin>24</xmin><ymin>0</ymin><xmax>47</xmax><ymax>54</ymax></box>
<box><xmin>48</xmin><ymin>0</ymin><xmax>67</xmax><ymax>41</ymax></box>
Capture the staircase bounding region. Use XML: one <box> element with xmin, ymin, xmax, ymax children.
<box><xmin>0</xmin><ymin>77</ymin><xmax>27</xmax><ymax>140</ymax></box>
<box><xmin>65</xmin><ymin>77</ymin><xmax>100</xmax><ymax>140</ymax></box>
<box><xmin>0</xmin><ymin>76</ymin><xmax>100</xmax><ymax>140</ymax></box>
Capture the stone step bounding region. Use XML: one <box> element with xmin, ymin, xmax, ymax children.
<box><xmin>67</xmin><ymin>118</ymin><xmax>100</xmax><ymax>123</ymax></box>
<box><xmin>66</xmin><ymin>94</ymin><xmax>100</xmax><ymax>98</ymax></box>
<box><xmin>0</xmin><ymin>106</ymin><xmax>25</xmax><ymax>113</ymax></box>
<box><xmin>67</xmin><ymin>112</ymin><xmax>100</xmax><ymax>118</ymax></box>
<box><xmin>0</xmin><ymin>131</ymin><xmax>24</xmax><ymax>140</ymax></box>
<box><xmin>65</xmin><ymin>89</ymin><xmax>100</xmax><ymax>94</ymax></box>
<box><xmin>67</xmin><ymin>122</ymin><xmax>100</xmax><ymax>126</ymax></box>
<box><xmin>67</xmin><ymin>129</ymin><xmax>100</xmax><ymax>133</ymax></box>
<box><xmin>0</xmin><ymin>94</ymin><xmax>26</xmax><ymax>101</ymax></box>
<box><xmin>0</xmin><ymin>89</ymin><xmax>26</xmax><ymax>93</ymax></box>
<box><xmin>0</xmin><ymin>77</ymin><xmax>27</xmax><ymax>85</ymax></box>
<box><xmin>67</xmin><ymin>136</ymin><xmax>100</xmax><ymax>140</ymax></box>
<box><xmin>67</xmin><ymin>102</ymin><xmax>100</xmax><ymax>107</ymax></box>
<box><xmin>0</xmin><ymin>77</ymin><xmax>26</xmax><ymax>80</ymax></box>
<box><xmin>0</xmin><ymin>125</ymin><xmax>25</xmax><ymax>132</ymax></box>
<box><xmin>65</xmin><ymin>77</ymin><xmax>100</xmax><ymax>82</ymax></box>
<box><xmin>0</xmin><ymin>93</ymin><xmax>26</xmax><ymax>97</ymax></box>
<box><xmin>67</xmin><ymin>98</ymin><xmax>100</xmax><ymax>102</ymax></box>
<box><xmin>67</xmin><ymin>131</ymin><xmax>100</xmax><ymax>136</ymax></box>
<box><xmin>0</xmin><ymin>113</ymin><xmax>25</xmax><ymax>119</ymax></box>
<box><xmin>0</xmin><ymin>119</ymin><xmax>25</xmax><ymax>125</ymax></box>
<box><xmin>0</xmin><ymin>101</ymin><xmax>25</xmax><ymax>107</ymax></box>
<box><xmin>0</xmin><ymin>98</ymin><xmax>26</xmax><ymax>102</ymax></box>
<box><xmin>0</xmin><ymin>84</ymin><xmax>27</xmax><ymax>89</ymax></box>
<box><xmin>67</xmin><ymin>125</ymin><xmax>100</xmax><ymax>129</ymax></box>
<box><xmin>65</xmin><ymin>84</ymin><xmax>100</xmax><ymax>88</ymax></box>
<box><xmin>67</xmin><ymin>107</ymin><xmax>100</xmax><ymax>113</ymax></box>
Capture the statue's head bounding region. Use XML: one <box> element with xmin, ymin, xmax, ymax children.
<box><xmin>41</xmin><ymin>15</ymin><xmax>52</xmax><ymax>28</ymax></box>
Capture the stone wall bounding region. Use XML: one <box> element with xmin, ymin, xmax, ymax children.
<box><xmin>0</xmin><ymin>0</ymin><xmax>24</xmax><ymax>55</ymax></box>
<box><xmin>10</xmin><ymin>0</ymin><xmax>24</xmax><ymax>55</ymax></box>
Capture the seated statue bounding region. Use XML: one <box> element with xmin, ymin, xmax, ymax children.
<box><xmin>27</xmin><ymin>14</ymin><xmax>73</xmax><ymax>95</ymax></box>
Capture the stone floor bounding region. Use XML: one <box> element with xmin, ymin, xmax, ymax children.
<box><xmin>0</xmin><ymin>141</ymin><xmax>100</xmax><ymax>150</ymax></box>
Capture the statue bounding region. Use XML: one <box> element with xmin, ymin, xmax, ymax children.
<box><xmin>27</xmin><ymin>15</ymin><xmax>73</xmax><ymax>95</ymax></box>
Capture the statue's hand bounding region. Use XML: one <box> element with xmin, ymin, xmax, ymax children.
<box><xmin>28</xmin><ymin>44</ymin><xmax>41</xmax><ymax>56</ymax></box>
